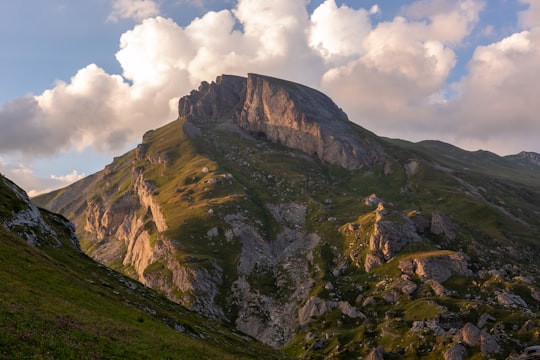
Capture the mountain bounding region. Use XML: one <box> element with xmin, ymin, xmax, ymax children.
<box><xmin>0</xmin><ymin>174</ymin><xmax>285</xmax><ymax>359</ymax></box>
<box><xmin>35</xmin><ymin>73</ymin><xmax>540</xmax><ymax>359</ymax></box>
<box><xmin>505</xmin><ymin>151</ymin><xmax>540</xmax><ymax>171</ymax></box>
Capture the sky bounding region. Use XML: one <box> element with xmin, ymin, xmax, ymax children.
<box><xmin>0</xmin><ymin>0</ymin><xmax>539</xmax><ymax>196</ymax></box>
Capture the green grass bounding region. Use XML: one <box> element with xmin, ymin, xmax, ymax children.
<box><xmin>0</xmin><ymin>194</ymin><xmax>286</xmax><ymax>360</ymax></box>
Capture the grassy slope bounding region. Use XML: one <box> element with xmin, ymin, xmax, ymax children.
<box><xmin>0</xmin><ymin>180</ymin><xmax>286</xmax><ymax>359</ymax></box>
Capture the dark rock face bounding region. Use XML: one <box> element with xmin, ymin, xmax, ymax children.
<box><xmin>178</xmin><ymin>73</ymin><xmax>385</xmax><ymax>170</ymax></box>
<box><xmin>178</xmin><ymin>74</ymin><xmax>246</xmax><ymax>121</ymax></box>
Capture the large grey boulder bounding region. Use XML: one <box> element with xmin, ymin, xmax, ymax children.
<box><xmin>444</xmin><ymin>343</ymin><xmax>468</xmax><ymax>360</ymax></box>
<box><xmin>399</xmin><ymin>251</ymin><xmax>470</xmax><ymax>283</ymax></box>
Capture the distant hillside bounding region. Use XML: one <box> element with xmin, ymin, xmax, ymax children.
<box><xmin>0</xmin><ymin>174</ymin><xmax>285</xmax><ymax>359</ymax></box>
<box><xmin>505</xmin><ymin>151</ymin><xmax>540</xmax><ymax>171</ymax></box>
<box><xmin>35</xmin><ymin>74</ymin><xmax>540</xmax><ymax>359</ymax></box>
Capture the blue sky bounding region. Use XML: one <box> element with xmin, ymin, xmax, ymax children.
<box><xmin>0</xmin><ymin>0</ymin><xmax>539</xmax><ymax>195</ymax></box>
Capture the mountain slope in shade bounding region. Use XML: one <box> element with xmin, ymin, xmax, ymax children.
<box><xmin>0</xmin><ymin>174</ymin><xmax>286</xmax><ymax>359</ymax></box>
<box><xmin>35</xmin><ymin>74</ymin><xmax>540</xmax><ymax>358</ymax></box>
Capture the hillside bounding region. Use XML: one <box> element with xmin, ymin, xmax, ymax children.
<box><xmin>0</xmin><ymin>174</ymin><xmax>285</xmax><ymax>359</ymax></box>
<box><xmin>35</xmin><ymin>73</ymin><xmax>540</xmax><ymax>359</ymax></box>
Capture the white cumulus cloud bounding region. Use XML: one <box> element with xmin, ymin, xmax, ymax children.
<box><xmin>309</xmin><ymin>0</ymin><xmax>372</xmax><ymax>61</ymax></box>
<box><xmin>444</xmin><ymin>28</ymin><xmax>540</xmax><ymax>154</ymax></box>
<box><xmin>50</xmin><ymin>170</ymin><xmax>86</xmax><ymax>183</ymax></box>
<box><xmin>108</xmin><ymin>0</ymin><xmax>160</xmax><ymax>22</ymax></box>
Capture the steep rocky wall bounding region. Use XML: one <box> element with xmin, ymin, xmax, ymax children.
<box><xmin>178</xmin><ymin>74</ymin><xmax>246</xmax><ymax>121</ymax></box>
<box><xmin>237</xmin><ymin>74</ymin><xmax>384</xmax><ymax>170</ymax></box>
<box><xmin>132</xmin><ymin>171</ymin><xmax>168</xmax><ymax>232</ymax></box>
<box><xmin>178</xmin><ymin>73</ymin><xmax>385</xmax><ymax>170</ymax></box>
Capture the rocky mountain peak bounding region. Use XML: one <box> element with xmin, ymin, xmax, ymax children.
<box><xmin>517</xmin><ymin>151</ymin><xmax>540</xmax><ymax>166</ymax></box>
<box><xmin>178</xmin><ymin>74</ymin><xmax>246</xmax><ymax>121</ymax></box>
<box><xmin>178</xmin><ymin>73</ymin><xmax>385</xmax><ymax>170</ymax></box>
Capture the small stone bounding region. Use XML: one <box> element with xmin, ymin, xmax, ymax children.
<box><xmin>362</xmin><ymin>296</ymin><xmax>376</xmax><ymax>307</ymax></box>
<box><xmin>477</xmin><ymin>313</ymin><xmax>495</xmax><ymax>329</ymax></box>
<box><xmin>325</xmin><ymin>282</ymin><xmax>334</xmax><ymax>291</ymax></box>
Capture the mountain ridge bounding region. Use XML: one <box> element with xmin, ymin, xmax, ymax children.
<box><xmin>34</xmin><ymin>73</ymin><xmax>540</xmax><ymax>358</ymax></box>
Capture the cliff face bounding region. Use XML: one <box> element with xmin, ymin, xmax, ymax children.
<box><xmin>178</xmin><ymin>74</ymin><xmax>246</xmax><ymax>121</ymax></box>
<box><xmin>179</xmin><ymin>73</ymin><xmax>385</xmax><ymax>170</ymax></box>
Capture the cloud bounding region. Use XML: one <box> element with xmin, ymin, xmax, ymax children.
<box><xmin>444</xmin><ymin>28</ymin><xmax>540</xmax><ymax>153</ymax></box>
<box><xmin>108</xmin><ymin>0</ymin><xmax>160</xmax><ymax>22</ymax></box>
<box><xmin>401</xmin><ymin>0</ymin><xmax>485</xmax><ymax>44</ymax></box>
<box><xmin>319</xmin><ymin>14</ymin><xmax>457</xmax><ymax>138</ymax></box>
<box><xmin>309</xmin><ymin>0</ymin><xmax>372</xmax><ymax>62</ymax></box>
<box><xmin>518</xmin><ymin>0</ymin><xmax>540</xmax><ymax>29</ymax></box>
<box><xmin>369</xmin><ymin>5</ymin><xmax>380</xmax><ymax>15</ymax></box>
<box><xmin>0</xmin><ymin>160</ymin><xmax>84</xmax><ymax>197</ymax></box>
<box><xmin>50</xmin><ymin>170</ymin><xmax>86</xmax><ymax>183</ymax></box>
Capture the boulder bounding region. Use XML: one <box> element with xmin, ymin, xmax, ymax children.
<box><xmin>369</xmin><ymin>203</ymin><xmax>421</xmax><ymax>259</ymax></box>
<box><xmin>431</xmin><ymin>211</ymin><xmax>456</xmax><ymax>240</ymax></box>
<box><xmin>425</xmin><ymin>279</ymin><xmax>449</xmax><ymax>297</ymax></box>
<box><xmin>298</xmin><ymin>296</ymin><xmax>329</xmax><ymax>325</ymax></box>
<box><xmin>519</xmin><ymin>319</ymin><xmax>535</xmax><ymax>334</ymax></box>
<box><xmin>400</xmin><ymin>280</ymin><xmax>418</xmax><ymax>294</ymax></box>
<box><xmin>460</xmin><ymin>322</ymin><xmax>481</xmax><ymax>346</ymax></box>
<box><xmin>366</xmin><ymin>346</ymin><xmax>384</xmax><ymax>360</ymax></box>
<box><xmin>477</xmin><ymin>313</ymin><xmax>495</xmax><ymax>329</ymax></box>
<box><xmin>365</xmin><ymin>194</ymin><xmax>381</xmax><ymax>206</ymax></box>
<box><xmin>444</xmin><ymin>343</ymin><xmax>468</xmax><ymax>360</ymax></box>
<box><xmin>497</xmin><ymin>293</ymin><xmax>527</xmax><ymax>307</ymax></box>
<box><xmin>337</xmin><ymin>301</ymin><xmax>365</xmax><ymax>320</ymax></box>
<box><xmin>298</xmin><ymin>297</ymin><xmax>364</xmax><ymax>325</ymax></box>
<box><xmin>480</xmin><ymin>331</ymin><xmax>501</xmax><ymax>354</ymax></box>
<box><xmin>398</xmin><ymin>252</ymin><xmax>469</xmax><ymax>283</ymax></box>
<box><xmin>365</xmin><ymin>253</ymin><xmax>383</xmax><ymax>272</ymax></box>
<box><xmin>362</xmin><ymin>296</ymin><xmax>376</xmax><ymax>307</ymax></box>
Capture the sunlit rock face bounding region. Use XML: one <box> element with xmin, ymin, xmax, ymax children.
<box><xmin>179</xmin><ymin>73</ymin><xmax>385</xmax><ymax>170</ymax></box>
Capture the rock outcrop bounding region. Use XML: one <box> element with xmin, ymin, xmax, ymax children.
<box><xmin>298</xmin><ymin>296</ymin><xmax>365</xmax><ymax>326</ymax></box>
<box><xmin>398</xmin><ymin>251</ymin><xmax>470</xmax><ymax>283</ymax></box>
<box><xmin>226</xmin><ymin>203</ymin><xmax>322</xmax><ymax>346</ymax></box>
<box><xmin>178</xmin><ymin>74</ymin><xmax>246</xmax><ymax>121</ymax></box>
<box><xmin>459</xmin><ymin>322</ymin><xmax>501</xmax><ymax>355</ymax></box>
<box><xmin>430</xmin><ymin>211</ymin><xmax>456</xmax><ymax>240</ymax></box>
<box><xmin>178</xmin><ymin>73</ymin><xmax>385</xmax><ymax>170</ymax></box>
<box><xmin>1</xmin><ymin>176</ymin><xmax>77</xmax><ymax>248</ymax></box>
<box><xmin>369</xmin><ymin>203</ymin><xmax>421</xmax><ymax>260</ymax></box>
